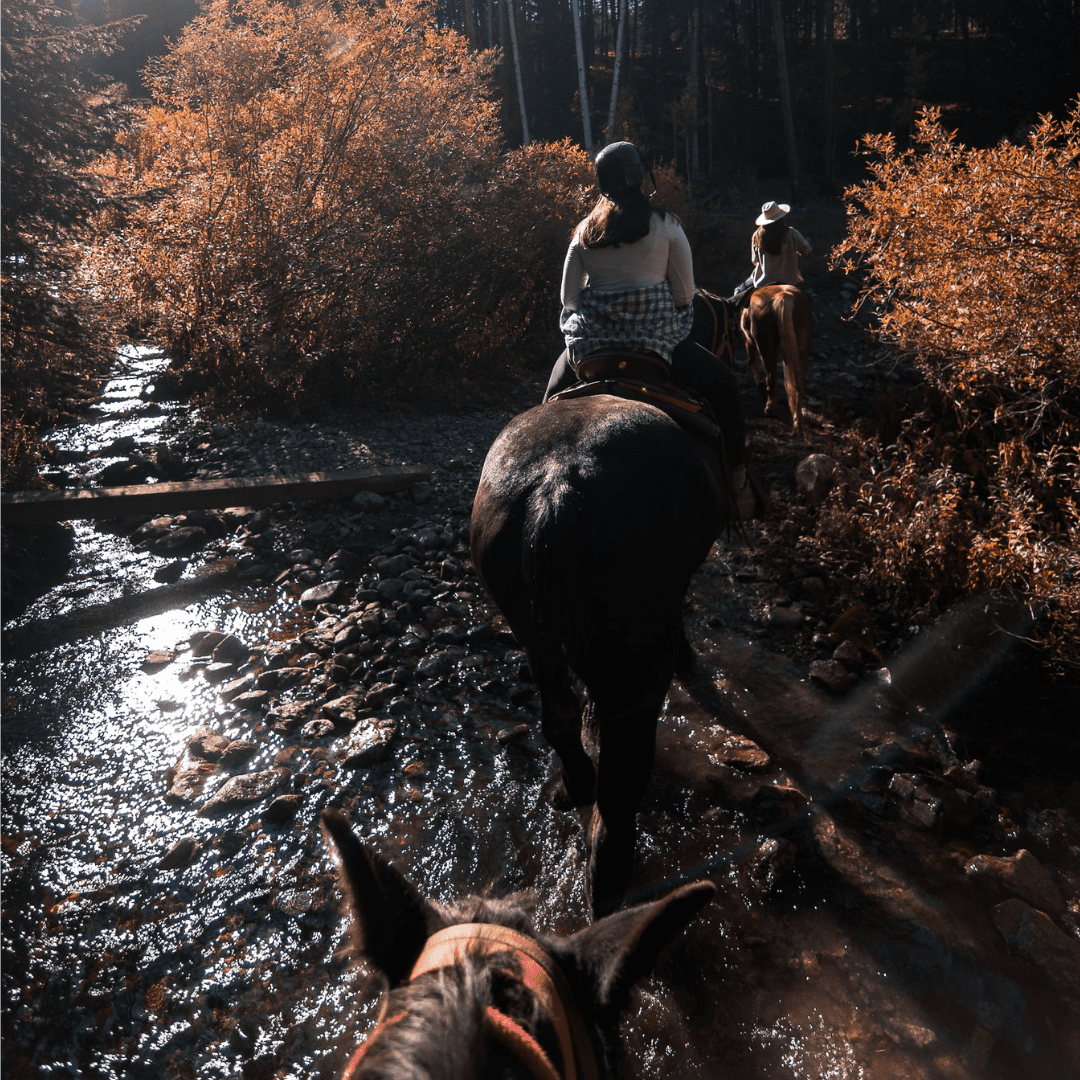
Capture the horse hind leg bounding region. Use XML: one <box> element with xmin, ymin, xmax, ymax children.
<box><xmin>528</xmin><ymin>646</ymin><xmax>596</xmax><ymax>808</ymax></box>
<box><xmin>778</xmin><ymin>293</ymin><xmax>809</xmax><ymax>436</ymax></box>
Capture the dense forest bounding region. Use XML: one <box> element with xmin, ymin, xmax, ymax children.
<box><xmin>76</xmin><ymin>0</ymin><xmax>1080</xmax><ymax>193</ymax></box>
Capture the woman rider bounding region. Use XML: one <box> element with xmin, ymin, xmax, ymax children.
<box><xmin>543</xmin><ymin>141</ymin><xmax>754</xmax><ymax>519</ymax></box>
<box><xmin>730</xmin><ymin>200</ymin><xmax>812</xmax><ymax>302</ymax></box>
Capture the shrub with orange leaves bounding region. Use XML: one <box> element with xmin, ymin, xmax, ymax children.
<box><xmin>83</xmin><ymin>0</ymin><xmax>593</xmax><ymax>412</ymax></box>
<box><xmin>820</xmin><ymin>105</ymin><xmax>1080</xmax><ymax>675</ymax></box>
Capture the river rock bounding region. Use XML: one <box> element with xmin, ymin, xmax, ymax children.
<box><xmin>187</xmin><ymin>727</ymin><xmax>231</xmax><ymax>761</ymax></box>
<box><xmin>141</xmin><ymin>650</ymin><xmax>173</xmax><ymax>672</ymax></box>
<box><xmin>992</xmin><ymin>898</ymin><xmax>1080</xmax><ymax>993</ymax></box>
<box><xmin>300</xmin><ymin>582</ymin><xmax>343</xmax><ymax>608</ymax></box>
<box><xmin>153</xmin><ymin>560</ymin><xmax>187</xmax><ymax>584</ymax></box>
<box><xmin>706</xmin><ymin>729</ymin><xmax>772</xmax><ymax>772</ymax></box>
<box><xmin>157</xmin><ymin>837</ymin><xmax>200</xmax><ymax>870</ymax></box>
<box><xmin>352</xmin><ymin>490</ymin><xmax>387</xmax><ymax>510</ymax></box>
<box><xmin>203</xmin><ymin>661</ymin><xmax>239</xmax><ymax>684</ymax></box>
<box><xmin>808</xmin><ymin>658</ymin><xmax>854</xmax><ymax>692</ymax></box>
<box><xmin>832</xmin><ymin>639</ymin><xmax>865</xmax><ymax>671</ymax></box>
<box><xmin>340</xmin><ymin>720</ymin><xmax>399</xmax><ymax>769</ymax></box>
<box><xmin>417</xmin><ymin>653</ymin><xmax>452</xmax><ymax>679</ymax></box>
<box><xmin>152</xmin><ymin>526</ymin><xmax>208</xmax><ymax>556</ymax></box>
<box><xmin>966</xmin><ymin>850</ymin><xmax>1065</xmax><ymax>916</ymax></box>
<box><xmin>232</xmin><ymin>689</ymin><xmax>271</xmax><ymax>711</ymax></box>
<box><xmin>262</xmin><ymin>794</ymin><xmax>304</xmax><ymax>824</ymax></box>
<box><xmin>212</xmin><ymin>633</ymin><xmax>251</xmax><ymax>665</ymax></box>
<box><xmin>266</xmin><ymin>702</ymin><xmax>311</xmax><ymax>734</ymax></box>
<box><xmin>364</xmin><ymin>682</ymin><xmax>393</xmax><ymax>708</ymax></box>
<box><xmin>795</xmin><ymin>453</ymin><xmax>839</xmax><ymax>503</ymax></box>
<box><xmin>301</xmin><ymin>719</ymin><xmax>336</xmax><ymax>739</ymax></box>
<box><xmin>319</xmin><ymin>694</ymin><xmax>366</xmax><ymax>726</ymax></box>
<box><xmin>220</xmin><ymin>739</ymin><xmax>258</xmax><ymax>767</ymax></box>
<box><xmin>800</xmin><ymin>576</ymin><xmax>828</xmax><ymax>605</ymax></box>
<box><xmin>190</xmin><ymin>630</ymin><xmax>227</xmax><ymax>657</ymax></box>
<box><xmin>197</xmin><ymin>768</ymin><xmax>289</xmax><ymax>817</ymax></box>
<box><xmin>767</xmin><ymin>604</ymin><xmax>804</xmax><ymax>629</ymax></box>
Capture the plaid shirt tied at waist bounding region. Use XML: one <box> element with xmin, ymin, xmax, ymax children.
<box><xmin>560</xmin><ymin>282</ymin><xmax>694</xmax><ymax>364</ymax></box>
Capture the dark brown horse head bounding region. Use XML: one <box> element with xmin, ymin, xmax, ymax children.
<box><xmin>322</xmin><ymin>808</ymin><xmax>715</xmax><ymax>1080</ymax></box>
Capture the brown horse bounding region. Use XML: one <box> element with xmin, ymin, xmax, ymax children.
<box><xmin>689</xmin><ymin>288</ymin><xmax>739</xmax><ymax>368</ymax></box>
<box><xmin>470</xmin><ymin>396</ymin><xmax>724</xmax><ymax>916</ymax></box>
<box><xmin>322</xmin><ymin>808</ymin><xmax>715</xmax><ymax>1080</ymax></box>
<box><xmin>740</xmin><ymin>284</ymin><xmax>813</xmax><ymax>435</ymax></box>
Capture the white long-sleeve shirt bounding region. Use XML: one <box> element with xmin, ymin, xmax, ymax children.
<box><xmin>560</xmin><ymin>213</ymin><xmax>696</xmax><ymax>310</ymax></box>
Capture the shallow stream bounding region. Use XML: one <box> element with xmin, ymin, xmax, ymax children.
<box><xmin>3</xmin><ymin>349</ymin><xmax>1077</xmax><ymax>1079</ymax></box>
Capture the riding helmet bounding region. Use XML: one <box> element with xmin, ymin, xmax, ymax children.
<box><xmin>594</xmin><ymin>141</ymin><xmax>647</xmax><ymax>200</ymax></box>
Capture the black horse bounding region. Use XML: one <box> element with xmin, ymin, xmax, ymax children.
<box><xmin>689</xmin><ymin>287</ymin><xmax>739</xmax><ymax>368</ymax></box>
<box><xmin>322</xmin><ymin>808</ymin><xmax>715</xmax><ymax>1079</ymax></box>
<box><xmin>470</xmin><ymin>394</ymin><xmax>725</xmax><ymax>915</ymax></box>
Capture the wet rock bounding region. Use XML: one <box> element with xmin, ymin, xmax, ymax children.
<box><xmin>795</xmin><ymin>453</ymin><xmax>839</xmax><ymax>503</ymax></box>
<box><xmin>808</xmin><ymin>658</ymin><xmax>854</xmax><ymax>693</ymax></box>
<box><xmin>832</xmin><ymin>639</ymin><xmax>865</xmax><ymax>672</ymax></box>
<box><xmin>992</xmin><ymin>898</ymin><xmax>1080</xmax><ymax>994</ymax></box>
<box><xmin>165</xmin><ymin>768</ymin><xmax>211</xmax><ymax>804</ymax></box>
<box><xmin>231</xmin><ymin>689</ymin><xmax>271</xmax><ymax>712</ymax></box>
<box><xmin>300</xmin><ymin>581</ymin><xmax>343</xmax><ymax>608</ymax></box>
<box><xmin>705</xmin><ymin>729</ymin><xmax>772</xmax><ymax>772</ymax></box>
<box><xmin>187</xmin><ymin>728</ymin><xmax>231</xmax><ymax>761</ymax></box>
<box><xmin>747</xmin><ymin>837</ymin><xmax>797</xmax><ymax>893</ymax></box>
<box><xmin>157</xmin><ymin>838</ymin><xmax>200</xmax><ymax>870</ymax></box>
<box><xmin>353</xmin><ymin>490</ymin><xmax>387</xmax><ymax>510</ymax></box>
<box><xmin>744</xmin><ymin>780</ymin><xmax>808</xmax><ymax>826</ymax></box>
<box><xmin>220</xmin><ymin>676</ymin><xmax>252</xmax><ymax>702</ymax></box>
<box><xmin>220</xmin><ymin>739</ymin><xmax>258</xmax><ymax>767</ymax></box>
<box><xmin>496</xmin><ymin>723</ymin><xmax>530</xmax><ymax>744</ymax></box>
<box><xmin>301</xmin><ymin>719</ymin><xmax>336</xmax><ymax>739</ymax></box>
<box><xmin>363</xmin><ymin>682</ymin><xmax>393</xmax><ymax>708</ymax></box>
<box><xmin>203</xmin><ymin>661</ymin><xmax>239</xmax><ymax>684</ymax></box>
<box><xmin>416</xmin><ymin>653</ymin><xmax>451</xmax><ymax>679</ymax></box>
<box><xmin>197</xmin><ymin>769</ymin><xmax>289</xmax><ymax>817</ymax></box>
<box><xmin>359</xmin><ymin>613</ymin><xmax>382</xmax><ymax>638</ymax></box>
<box><xmin>153</xmin><ymin>561</ymin><xmax>187</xmax><ymax>584</ymax></box>
<box><xmin>966</xmin><ymin>850</ymin><xmax>1065</xmax><ymax>916</ymax></box>
<box><xmin>323</xmin><ymin>549</ymin><xmax>359</xmax><ymax>576</ymax></box>
<box><xmin>262</xmin><ymin>794</ymin><xmax>304</xmax><ymax>824</ymax></box>
<box><xmin>434</xmin><ymin>625</ymin><xmax>467</xmax><ymax>646</ymax></box>
<box><xmin>319</xmin><ymin>694</ymin><xmax>366</xmax><ymax>726</ymax></box>
<box><xmin>211</xmin><ymin>634</ymin><xmax>250</xmax><ymax>666</ymax></box>
<box><xmin>152</xmin><ymin>526</ymin><xmax>208</xmax><ymax>556</ymax></box>
<box><xmin>190</xmin><ymin>630</ymin><xmax>227</xmax><ymax>657</ymax></box>
<box><xmin>411</xmin><ymin>482</ymin><xmax>433</xmax><ymax>505</ymax></box>
<box><xmin>374</xmin><ymin>553</ymin><xmax>412</xmax><ymax>576</ymax></box>
<box><xmin>141</xmin><ymin>650</ymin><xmax>173</xmax><ymax>673</ymax></box>
<box><xmin>266</xmin><ymin>702</ymin><xmax>311</xmax><ymax>734</ymax></box>
<box><xmin>340</xmin><ymin>720</ymin><xmax>399</xmax><ymax>769</ymax></box>
<box><xmin>889</xmin><ymin>772</ymin><xmax>976</xmax><ymax>832</ymax></box>
<box><xmin>767</xmin><ymin>604</ymin><xmax>804</xmax><ymax>629</ymax></box>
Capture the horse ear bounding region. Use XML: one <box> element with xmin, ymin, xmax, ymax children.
<box><xmin>559</xmin><ymin>880</ymin><xmax>715</xmax><ymax>1010</ymax></box>
<box><xmin>321</xmin><ymin>808</ymin><xmax>437</xmax><ymax>986</ymax></box>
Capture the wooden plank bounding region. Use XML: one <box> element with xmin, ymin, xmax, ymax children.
<box><xmin>0</xmin><ymin>465</ymin><xmax>430</xmax><ymax>525</ymax></box>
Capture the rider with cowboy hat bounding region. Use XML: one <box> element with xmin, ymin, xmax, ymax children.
<box><xmin>731</xmin><ymin>200</ymin><xmax>812</xmax><ymax>303</ymax></box>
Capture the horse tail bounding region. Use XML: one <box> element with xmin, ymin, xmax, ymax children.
<box><xmin>521</xmin><ymin>475</ymin><xmax>587</xmax><ymax>642</ymax></box>
<box><xmin>776</xmin><ymin>288</ymin><xmax>806</xmax><ymax>431</ymax></box>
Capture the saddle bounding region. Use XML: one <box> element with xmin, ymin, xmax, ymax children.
<box><xmin>552</xmin><ymin>349</ymin><xmax>721</xmax><ymax>443</ymax></box>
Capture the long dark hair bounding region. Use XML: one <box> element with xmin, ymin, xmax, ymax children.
<box><xmin>575</xmin><ymin>190</ymin><xmax>670</xmax><ymax>249</ymax></box>
<box><xmin>758</xmin><ymin>219</ymin><xmax>790</xmax><ymax>256</ymax></box>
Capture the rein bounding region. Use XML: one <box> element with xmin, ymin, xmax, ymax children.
<box><xmin>342</xmin><ymin>924</ymin><xmax>600</xmax><ymax>1080</ymax></box>
<box><xmin>695</xmin><ymin>290</ymin><xmax>735</xmax><ymax>369</ymax></box>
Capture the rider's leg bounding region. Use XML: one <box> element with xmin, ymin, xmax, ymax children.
<box><xmin>542</xmin><ymin>349</ymin><xmax>576</xmax><ymax>402</ymax></box>
<box><xmin>670</xmin><ymin>338</ymin><xmax>755</xmax><ymax>518</ymax></box>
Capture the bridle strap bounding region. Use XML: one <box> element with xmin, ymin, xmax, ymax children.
<box><xmin>411</xmin><ymin>923</ymin><xmax>600</xmax><ymax>1080</ymax></box>
<box><xmin>485</xmin><ymin>1006</ymin><xmax>563</xmax><ymax>1080</ymax></box>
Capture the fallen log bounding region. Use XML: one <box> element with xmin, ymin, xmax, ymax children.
<box><xmin>0</xmin><ymin>465</ymin><xmax>429</xmax><ymax>525</ymax></box>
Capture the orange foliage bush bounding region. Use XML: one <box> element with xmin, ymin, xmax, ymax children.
<box><xmin>820</xmin><ymin>105</ymin><xmax>1080</xmax><ymax>675</ymax></box>
<box><xmin>84</xmin><ymin>0</ymin><xmax>593</xmax><ymax>412</ymax></box>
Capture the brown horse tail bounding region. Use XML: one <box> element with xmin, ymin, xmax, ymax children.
<box><xmin>776</xmin><ymin>289</ymin><xmax>805</xmax><ymax>428</ymax></box>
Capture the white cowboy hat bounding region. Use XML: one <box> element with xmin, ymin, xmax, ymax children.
<box><xmin>756</xmin><ymin>201</ymin><xmax>790</xmax><ymax>225</ymax></box>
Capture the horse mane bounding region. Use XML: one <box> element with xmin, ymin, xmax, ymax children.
<box><xmin>349</xmin><ymin>894</ymin><xmax>561</xmax><ymax>1080</ymax></box>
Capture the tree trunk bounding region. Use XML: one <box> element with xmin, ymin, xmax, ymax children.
<box><xmin>507</xmin><ymin>0</ymin><xmax>530</xmax><ymax>145</ymax></box>
<box><xmin>771</xmin><ymin>0</ymin><xmax>800</xmax><ymax>201</ymax></box>
<box><xmin>605</xmin><ymin>0</ymin><xmax>627</xmax><ymax>143</ymax></box>
<box><xmin>571</xmin><ymin>0</ymin><xmax>594</xmax><ymax>150</ymax></box>
<box><xmin>462</xmin><ymin>0</ymin><xmax>477</xmax><ymax>48</ymax></box>
<box><xmin>823</xmin><ymin>0</ymin><xmax>836</xmax><ymax>190</ymax></box>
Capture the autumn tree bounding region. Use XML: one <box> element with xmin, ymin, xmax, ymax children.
<box><xmin>1</xmin><ymin>0</ymin><xmax>139</xmax><ymax>486</ymax></box>
<box><xmin>820</xmin><ymin>105</ymin><xmax>1080</xmax><ymax>674</ymax></box>
<box><xmin>85</xmin><ymin>0</ymin><xmax>593</xmax><ymax>412</ymax></box>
